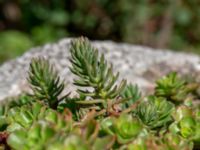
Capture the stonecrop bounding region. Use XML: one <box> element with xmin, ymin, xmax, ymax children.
<box><xmin>0</xmin><ymin>37</ymin><xmax>200</xmax><ymax>150</ymax></box>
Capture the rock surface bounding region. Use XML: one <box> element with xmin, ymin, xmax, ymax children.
<box><xmin>0</xmin><ymin>38</ymin><xmax>200</xmax><ymax>100</ymax></box>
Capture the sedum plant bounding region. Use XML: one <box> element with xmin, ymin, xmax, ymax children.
<box><xmin>101</xmin><ymin>114</ymin><xmax>143</xmax><ymax>144</ymax></box>
<box><xmin>28</xmin><ymin>58</ymin><xmax>67</xmax><ymax>109</ymax></box>
<box><xmin>135</xmin><ymin>96</ymin><xmax>174</xmax><ymax>130</ymax></box>
<box><xmin>70</xmin><ymin>37</ymin><xmax>126</xmax><ymax>100</ymax></box>
<box><xmin>121</xmin><ymin>83</ymin><xmax>141</xmax><ymax>109</ymax></box>
<box><xmin>0</xmin><ymin>37</ymin><xmax>200</xmax><ymax>149</ymax></box>
<box><xmin>155</xmin><ymin>72</ymin><xmax>198</xmax><ymax>103</ymax></box>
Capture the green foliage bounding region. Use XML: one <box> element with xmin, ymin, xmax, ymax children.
<box><xmin>28</xmin><ymin>58</ymin><xmax>67</xmax><ymax>109</ymax></box>
<box><xmin>121</xmin><ymin>83</ymin><xmax>141</xmax><ymax>109</ymax></box>
<box><xmin>31</xmin><ymin>25</ymin><xmax>67</xmax><ymax>45</ymax></box>
<box><xmin>101</xmin><ymin>114</ymin><xmax>142</xmax><ymax>144</ymax></box>
<box><xmin>7</xmin><ymin>122</ymin><xmax>58</xmax><ymax>150</ymax></box>
<box><xmin>155</xmin><ymin>72</ymin><xmax>185</xmax><ymax>98</ymax></box>
<box><xmin>170</xmin><ymin>106</ymin><xmax>200</xmax><ymax>140</ymax></box>
<box><xmin>1</xmin><ymin>37</ymin><xmax>200</xmax><ymax>149</ymax></box>
<box><xmin>0</xmin><ymin>31</ymin><xmax>33</xmax><ymax>63</ymax></box>
<box><xmin>4</xmin><ymin>102</ymin><xmax>71</xmax><ymax>132</ymax></box>
<box><xmin>2</xmin><ymin>0</ymin><xmax>200</xmax><ymax>64</ymax></box>
<box><xmin>155</xmin><ymin>72</ymin><xmax>198</xmax><ymax>102</ymax></box>
<box><xmin>126</xmin><ymin>133</ymin><xmax>193</xmax><ymax>150</ymax></box>
<box><xmin>7</xmin><ymin>110</ymin><xmax>114</xmax><ymax>150</ymax></box>
<box><xmin>135</xmin><ymin>96</ymin><xmax>174</xmax><ymax>129</ymax></box>
<box><xmin>6</xmin><ymin>94</ymin><xmax>34</xmax><ymax>108</ymax></box>
<box><xmin>70</xmin><ymin>37</ymin><xmax>126</xmax><ymax>99</ymax></box>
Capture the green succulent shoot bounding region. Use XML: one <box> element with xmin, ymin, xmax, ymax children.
<box><xmin>121</xmin><ymin>83</ymin><xmax>141</xmax><ymax>109</ymax></box>
<box><xmin>28</xmin><ymin>58</ymin><xmax>68</xmax><ymax>109</ymax></box>
<box><xmin>101</xmin><ymin>114</ymin><xmax>142</xmax><ymax>144</ymax></box>
<box><xmin>155</xmin><ymin>72</ymin><xmax>197</xmax><ymax>103</ymax></box>
<box><xmin>69</xmin><ymin>37</ymin><xmax>126</xmax><ymax>100</ymax></box>
<box><xmin>135</xmin><ymin>96</ymin><xmax>174</xmax><ymax>130</ymax></box>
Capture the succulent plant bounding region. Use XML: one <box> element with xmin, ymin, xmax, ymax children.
<box><xmin>7</xmin><ymin>121</ymin><xmax>57</xmax><ymax>150</ymax></box>
<box><xmin>135</xmin><ymin>96</ymin><xmax>174</xmax><ymax>130</ymax></box>
<box><xmin>1</xmin><ymin>37</ymin><xmax>200</xmax><ymax>149</ymax></box>
<box><xmin>121</xmin><ymin>83</ymin><xmax>141</xmax><ymax>109</ymax></box>
<box><xmin>28</xmin><ymin>58</ymin><xmax>68</xmax><ymax>109</ymax></box>
<box><xmin>101</xmin><ymin>114</ymin><xmax>142</xmax><ymax>144</ymax></box>
<box><xmin>70</xmin><ymin>37</ymin><xmax>126</xmax><ymax>100</ymax></box>
<box><xmin>126</xmin><ymin>133</ymin><xmax>193</xmax><ymax>150</ymax></box>
<box><xmin>155</xmin><ymin>72</ymin><xmax>197</xmax><ymax>103</ymax></box>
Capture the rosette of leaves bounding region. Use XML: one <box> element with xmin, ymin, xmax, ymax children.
<box><xmin>6</xmin><ymin>109</ymin><xmax>73</xmax><ymax>150</ymax></box>
<box><xmin>169</xmin><ymin>117</ymin><xmax>200</xmax><ymax>149</ymax></box>
<box><xmin>101</xmin><ymin>114</ymin><xmax>142</xmax><ymax>144</ymax></box>
<box><xmin>0</xmin><ymin>94</ymin><xmax>36</xmax><ymax>131</ymax></box>
<box><xmin>5</xmin><ymin>102</ymin><xmax>44</xmax><ymax>132</ymax></box>
<box><xmin>46</xmin><ymin>133</ymin><xmax>114</xmax><ymax>150</ymax></box>
<box><xmin>7</xmin><ymin>116</ymin><xmax>114</xmax><ymax>150</ymax></box>
<box><xmin>170</xmin><ymin>110</ymin><xmax>200</xmax><ymax>148</ymax></box>
<box><xmin>170</xmin><ymin>106</ymin><xmax>194</xmax><ymax>136</ymax></box>
<box><xmin>125</xmin><ymin>135</ymin><xmax>158</xmax><ymax>150</ymax></box>
<box><xmin>126</xmin><ymin>133</ymin><xmax>193</xmax><ymax>150</ymax></box>
<box><xmin>163</xmin><ymin>133</ymin><xmax>194</xmax><ymax>150</ymax></box>
<box><xmin>5</xmin><ymin>102</ymin><xmax>72</xmax><ymax>133</ymax></box>
<box><xmin>121</xmin><ymin>83</ymin><xmax>141</xmax><ymax>109</ymax></box>
<box><xmin>7</xmin><ymin>121</ymin><xmax>57</xmax><ymax>150</ymax></box>
<box><xmin>172</xmin><ymin>105</ymin><xmax>193</xmax><ymax>122</ymax></box>
<box><xmin>46</xmin><ymin>134</ymin><xmax>90</xmax><ymax>150</ymax></box>
<box><xmin>126</xmin><ymin>136</ymin><xmax>162</xmax><ymax>150</ymax></box>
<box><xmin>135</xmin><ymin>96</ymin><xmax>174</xmax><ymax>130</ymax></box>
<box><xmin>179</xmin><ymin>117</ymin><xmax>196</xmax><ymax>139</ymax></box>
<box><xmin>28</xmin><ymin>58</ymin><xmax>68</xmax><ymax>109</ymax></box>
<box><xmin>71</xmin><ymin>115</ymin><xmax>115</xmax><ymax>150</ymax></box>
<box><xmin>126</xmin><ymin>137</ymin><xmax>147</xmax><ymax>150</ymax></box>
<box><xmin>69</xmin><ymin>37</ymin><xmax>126</xmax><ymax>100</ymax></box>
<box><xmin>155</xmin><ymin>72</ymin><xmax>197</xmax><ymax>103</ymax></box>
<box><xmin>43</xmin><ymin>108</ymin><xmax>73</xmax><ymax>133</ymax></box>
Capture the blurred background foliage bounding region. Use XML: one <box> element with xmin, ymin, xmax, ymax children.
<box><xmin>0</xmin><ymin>0</ymin><xmax>200</xmax><ymax>63</ymax></box>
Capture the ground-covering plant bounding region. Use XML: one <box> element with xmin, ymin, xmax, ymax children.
<box><xmin>0</xmin><ymin>37</ymin><xmax>200</xmax><ymax>150</ymax></box>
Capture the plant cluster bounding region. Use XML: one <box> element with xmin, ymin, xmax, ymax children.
<box><xmin>0</xmin><ymin>37</ymin><xmax>200</xmax><ymax>150</ymax></box>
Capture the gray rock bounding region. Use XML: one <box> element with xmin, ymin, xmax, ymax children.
<box><xmin>0</xmin><ymin>38</ymin><xmax>200</xmax><ymax>100</ymax></box>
